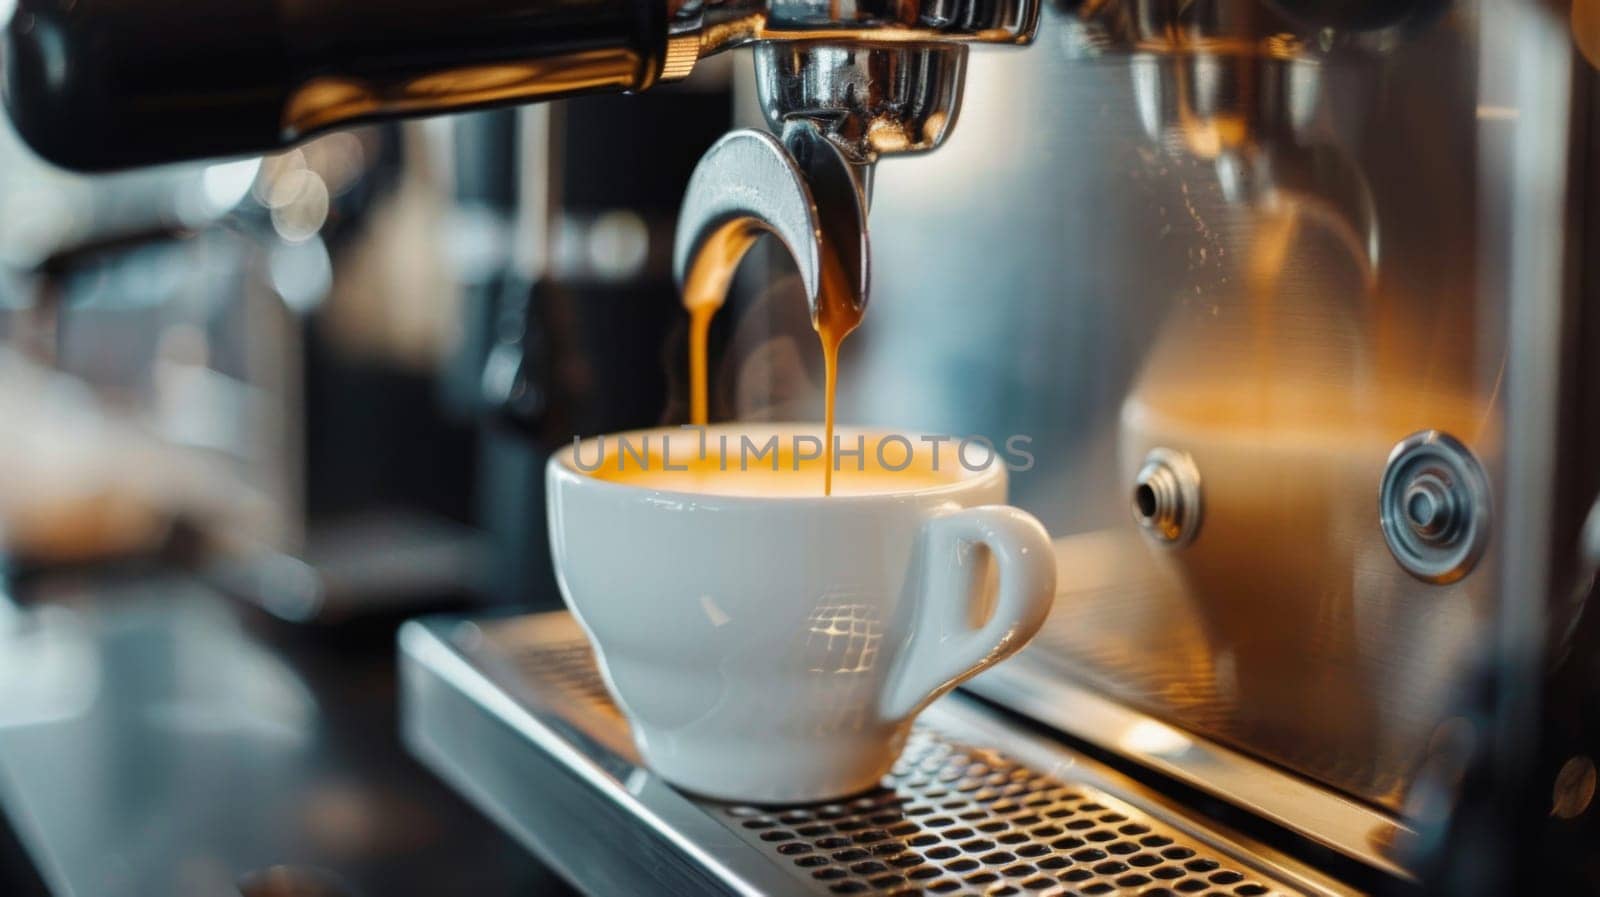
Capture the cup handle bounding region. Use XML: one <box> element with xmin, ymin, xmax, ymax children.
<box><xmin>880</xmin><ymin>505</ymin><xmax>1057</xmax><ymax>722</ymax></box>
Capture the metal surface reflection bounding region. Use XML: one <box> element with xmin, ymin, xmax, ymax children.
<box><xmin>0</xmin><ymin>587</ymin><xmax>315</xmax><ymax>897</ymax></box>
<box><xmin>0</xmin><ymin>583</ymin><xmax>564</xmax><ymax>897</ymax></box>
<box><xmin>401</xmin><ymin>611</ymin><xmax>1352</xmax><ymax>896</ymax></box>
<box><xmin>745</xmin><ymin>0</ymin><xmax>1512</xmax><ymax>822</ymax></box>
<box><xmin>2</xmin><ymin>0</ymin><xmax>1034</xmax><ymax>170</ymax></box>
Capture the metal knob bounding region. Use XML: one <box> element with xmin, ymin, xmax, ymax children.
<box><xmin>1132</xmin><ymin>448</ymin><xmax>1203</xmax><ymax>547</ymax></box>
<box><xmin>1379</xmin><ymin>430</ymin><xmax>1491</xmax><ymax>584</ymax></box>
<box><xmin>1400</xmin><ymin>473</ymin><xmax>1460</xmax><ymax>543</ymax></box>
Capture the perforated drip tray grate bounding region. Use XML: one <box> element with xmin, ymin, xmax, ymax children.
<box><xmin>400</xmin><ymin>612</ymin><xmax>1354</xmax><ymax>897</ymax></box>
<box><xmin>718</xmin><ymin>732</ymin><xmax>1279</xmax><ymax>897</ymax></box>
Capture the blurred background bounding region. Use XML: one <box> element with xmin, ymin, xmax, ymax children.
<box><xmin>0</xmin><ymin>63</ymin><xmax>733</xmax><ymax>895</ymax></box>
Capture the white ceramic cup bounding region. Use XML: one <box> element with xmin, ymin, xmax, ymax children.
<box><xmin>547</xmin><ymin>424</ymin><xmax>1057</xmax><ymax>803</ymax></box>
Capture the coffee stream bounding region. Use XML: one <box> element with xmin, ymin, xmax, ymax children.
<box><xmin>687</xmin><ymin>302</ymin><xmax>717</xmax><ymax>427</ymax></box>
<box><xmin>684</xmin><ymin>245</ymin><xmax>864</xmax><ymax>496</ymax></box>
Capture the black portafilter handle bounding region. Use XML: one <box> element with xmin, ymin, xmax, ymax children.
<box><xmin>1</xmin><ymin>0</ymin><xmax>674</xmax><ymax>171</ymax></box>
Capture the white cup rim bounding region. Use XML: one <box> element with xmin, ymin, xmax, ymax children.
<box><xmin>549</xmin><ymin>422</ymin><xmax>1006</xmax><ymax>506</ymax></box>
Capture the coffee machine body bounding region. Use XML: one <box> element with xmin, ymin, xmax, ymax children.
<box><xmin>789</xmin><ymin>0</ymin><xmax>1598</xmax><ymax>878</ymax></box>
<box><xmin>410</xmin><ymin>0</ymin><xmax>1600</xmax><ymax>888</ymax></box>
<box><xmin>4</xmin><ymin>0</ymin><xmax>1598</xmax><ymax>893</ymax></box>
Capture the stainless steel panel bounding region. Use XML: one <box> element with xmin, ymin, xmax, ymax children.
<box><xmin>716</xmin><ymin>0</ymin><xmax>1587</xmax><ymax>815</ymax></box>
<box><xmin>965</xmin><ymin>631</ymin><xmax>1412</xmax><ymax>879</ymax></box>
<box><xmin>400</xmin><ymin>611</ymin><xmax>1359</xmax><ymax>896</ymax></box>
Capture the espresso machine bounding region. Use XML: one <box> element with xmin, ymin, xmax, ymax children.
<box><xmin>5</xmin><ymin>0</ymin><xmax>1600</xmax><ymax>894</ymax></box>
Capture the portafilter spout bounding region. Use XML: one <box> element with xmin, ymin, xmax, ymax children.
<box><xmin>673</xmin><ymin>42</ymin><xmax>966</xmax><ymax>330</ymax></box>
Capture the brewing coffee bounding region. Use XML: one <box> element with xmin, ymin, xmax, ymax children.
<box><xmin>549</xmin><ymin>424</ymin><xmax>1057</xmax><ymax>801</ymax></box>
<box><xmin>589</xmin><ymin>434</ymin><xmax>954</xmax><ymax>497</ymax></box>
<box><xmin>683</xmin><ymin>238</ymin><xmax>863</xmax><ymax>496</ymax></box>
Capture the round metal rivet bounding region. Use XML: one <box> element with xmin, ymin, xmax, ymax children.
<box><xmin>1131</xmin><ymin>448</ymin><xmax>1202</xmax><ymax>548</ymax></box>
<box><xmin>1379</xmin><ymin>430</ymin><xmax>1491</xmax><ymax>584</ymax></box>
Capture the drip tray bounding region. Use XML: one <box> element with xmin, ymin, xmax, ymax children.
<box><xmin>399</xmin><ymin>612</ymin><xmax>1351</xmax><ymax>897</ymax></box>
